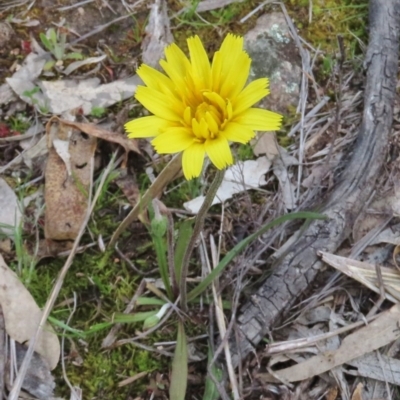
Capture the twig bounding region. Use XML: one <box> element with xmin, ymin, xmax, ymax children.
<box><xmin>265</xmin><ymin>312</ymin><xmax>380</xmax><ymax>355</ymax></box>
<box><xmin>61</xmin><ymin>293</ymin><xmax>82</xmax><ymax>400</ymax></box>
<box><xmin>203</xmin><ymin>234</ymin><xmax>240</xmax><ymax>399</ymax></box>
<box><xmin>367</xmin><ymin>264</ymin><xmax>386</xmax><ymax>317</ymax></box>
<box><xmin>180</xmin><ymin>170</ymin><xmax>225</xmax><ymax>311</ymax></box>
<box><xmin>8</xmin><ymin>153</ymin><xmax>118</xmax><ymax>400</ymax></box>
<box><xmin>109</xmin><ymin>154</ymin><xmax>182</xmax><ymax>248</ymax></box>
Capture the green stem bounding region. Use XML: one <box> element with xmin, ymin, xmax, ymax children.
<box><xmin>179</xmin><ymin>169</ymin><xmax>225</xmax><ymax>311</ymax></box>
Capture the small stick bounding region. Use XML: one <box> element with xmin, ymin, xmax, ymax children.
<box><xmin>367</xmin><ymin>264</ymin><xmax>386</xmax><ymax>318</ymax></box>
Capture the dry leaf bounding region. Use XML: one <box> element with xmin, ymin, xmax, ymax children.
<box><xmin>0</xmin><ymin>178</ymin><xmax>21</xmax><ymax>238</ymax></box>
<box><xmin>6</xmin><ymin>341</ymin><xmax>56</xmax><ymax>399</ymax></box>
<box><xmin>44</xmin><ymin>119</ymin><xmax>96</xmax><ymax>241</ymax></box>
<box><xmin>115</xmin><ymin>170</ymin><xmax>140</xmax><ymax>206</ymax></box>
<box><xmin>347</xmin><ymin>353</ymin><xmax>400</xmax><ymax>386</ymax></box>
<box><xmin>183</xmin><ymin>157</ymin><xmax>271</xmax><ymax>214</ymax></box>
<box><xmin>252</xmin><ymin>132</ymin><xmax>280</xmax><ymax>159</ymax></box>
<box><xmin>38</xmin><ymin>76</ymin><xmax>140</xmax><ymax>115</ymax></box>
<box><xmin>371</xmin><ymin>225</ymin><xmax>400</xmax><ymax>246</ymax></box>
<box><xmin>320</xmin><ymin>251</ymin><xmax>400</xmax><ymax>302</ymax></box>
<box><xmin>350</xmin><ymin>383</ymin><xmax>364</xmax><ymax>400</ymax></box>
<box><xmin>352</xmin><ymin>196</ymin><xmax>391</xmax><ymax>243</ymax></box>
<box><xmin>0</xmin><ymin>254</ymin><xmax>60</xmax><ymax>370</ymax></box>
<box><xmin>257</xmin><ymin>303</ymin><xmax>400</xmax><ymax>383</ymax></box>
<box><xmin>54</xmin><ymin>117</ymin><xmax>140</xmax><ymax>155</ymax></box>
<box><xmin>326</xmin><ymin>387</ymin><xmax>338</xmax><ymax>400</ymax></box>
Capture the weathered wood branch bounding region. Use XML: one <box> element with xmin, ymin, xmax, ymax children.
<box><xmin>234</xmin><ymin>0</ymin><xmax>400</xmax><ymax>366</ymax></box>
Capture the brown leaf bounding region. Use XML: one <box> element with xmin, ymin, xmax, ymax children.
<box><xmin>351</xmin><ymin>383</ymin><xmax>364</xmax><ymax>400</ymax></box>
<box><xmin>55</xmin><ymin>117</ymin><xmax>140</xmax><ymax>155</ymax></box>
<box><xmin>0</xmin><ymin>254</ymin><xmax>60</xmax><ymax>370</ymax></box>
<box><xmin>115</xmin><ymin>170</ymin><xmax>140</xmax><ymax>206</ymax></box>
<box><xmin>44</xmin><ymin>118</ymin><xmax>96</xmax><ymax>241</ymax></box>
<box><xmin>257</xmin><ymin>303</ymin><xmax>400</xmax><ymax>383</ymax></box>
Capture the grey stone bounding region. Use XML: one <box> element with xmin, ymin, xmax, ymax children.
<box><xmin>244</xmin><ymin>12</ymin><xmax>301</xmax><ymax>114</ymax></box>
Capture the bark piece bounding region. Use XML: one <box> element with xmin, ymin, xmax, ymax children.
<box><xmin>234</xmin><ymin>0</ymin><xmax>400</xmax><ymax>366</ymax></box>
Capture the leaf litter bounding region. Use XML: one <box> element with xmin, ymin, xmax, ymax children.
<box><xmin>0</xmin><ymin>0</ymin><xmax>396</xmax><ymax>399</ymax></box>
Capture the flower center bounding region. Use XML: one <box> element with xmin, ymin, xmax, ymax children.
<box><xmin>183</xmin><ymin>91</ymin><xmax>233</xmax><ymax>142</ymax></box>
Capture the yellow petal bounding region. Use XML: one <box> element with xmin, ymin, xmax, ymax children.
<box><xmin>187</xmin><ymin>35</ymin><xmax>211</xmax><ymax>90</ymax></box>
<box><xmin>182</xmin><ymin>143</ymin><xmax>206</xmax><ymax>179</ymax></box>
<box><xmin>218</xmin><ymin>35</ymin><xmax>245</xmax><ymax>94</ymax></box>
<box><xmin>205</xmin><ymin>111</ymin><xmax>219</xmax><ymax>134</ymax></box>
<box><xmin>199</xmin><ymin>117</ymin><xmax>209</xmax><ymax>139</ymax></box>
<box><xmin>222</xmin><ymin>122</ymin><xmax>255</xmax><ymax>144</ymax></box>
<box><xmin>152</xmin><ymin>128</ymin><xmax>194</xmax><ymax>153</ymax></box>
<box><xmin>232</xmin><ymin>78</ymin><xmax>270</xmax><ymax>116</ymax></box>
<box><xmin>203</xmin><ymin>91</ymin><xmax>226</xmax><ymax>113</ymax></box>
<box><xmin>211</xmin><ymin>51</ymin><xmax>222</xmax><ymax>92</ymax></box>
<box><xmin>135</xmin><ymin>86</ymin><xmax>184</xmax><ymax>121</ymax></box>
<box><xmin>161</xmin><ymin>43</ymin><xmax>191</xmax><ymax>88</ymax></box>
<box><xmin>205</xmin><ymin>136</ymin><xmax>233</xmax><ymax>170</ymax></box>
<box><xmin>137</xmin><ymin>64</ymin><xmax>176</xmax><ymax>96</ymax></box>
<box><xmin>220</xmin><ymin>52</ymin><xmax>251</xmax><ymax>99</ymax></box>
<box><xmin>125</xmin><ymin>116</ymin><xmax>174</xmax><ymax>138</ymax></box>
<box><xmin>233</xmin><ymin>108</ymin><xmax>283</xmax><ymax>131</ymax></box>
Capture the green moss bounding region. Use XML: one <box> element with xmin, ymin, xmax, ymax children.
<box><xmin>237</xmin><ymin>143</ymin><xmax>254</xmax><ymax>162</ymax></box>
<box><xmin>289</xmin><ymin>0</ymin><xmax>368</xmax><ymax>56</ymax></box>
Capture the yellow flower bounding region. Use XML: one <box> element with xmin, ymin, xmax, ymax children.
<box><xmin>125</xmin><ymin>34</ymin><xmax>282</xmax><ymax>180</ymax></box>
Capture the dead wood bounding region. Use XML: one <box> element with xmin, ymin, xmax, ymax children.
<box><xmin>233</xmin><ymin>0</ymin><xmax>400</xmax><ymax>366</ymax></box>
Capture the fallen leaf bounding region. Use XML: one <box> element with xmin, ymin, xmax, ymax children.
<box><xmin>115</xmin><ymin>170</ymin><xmax>140</xmax><ymax>206</ymax></box>
<box><xmin>320</xmin><ymin>251</ymin><xmax>400</xmax><ymax>302</ymax></box>
<box><xmin>326</xmin><ymin>387</ymin><xmax>339</xmax><ymax>400</ymax></box>
<box><xmin>352</xmin><ymin>196</ymin><xmax>391</xmax><ymax>243</ymax></box>
<box><xmin>257</xmin><ymin>303</ymin><xmax>400</xmax><ymax>383</ymax></box>
<box><xmin>0</xmin><ymin>178</ymin><xmax>21</xmax><ymax>238</ymax></box>
<box><xmin>6</xmin><ymin>341</ymin><xmax>56</xmax><ymax>399</ymax></box>
<box><xmin>53</xmin><ymin>117</ymin><xmax>140</xmax><ymax>155</ymax></box>
<box><xmin>183</xmin><ymin>157</ymin><xmax>272</xmax><ymax>214</ymax></box>
<box><xmin>347</xmin><ymin>353</ymin><xmax>400</xmax><ymax>386</ymax></box>
<box><xmin>0</xmin><ymin>254</ymin><xmax>60</xmax><ymax>370</ymax></box>
<box><xmin>38</xmin><ymin>76</ymin><xmax>140</xmax><ymax>115</ymax></box>
<box><xmin>371</xmin><ymin>224</ymin><xmax>400</xmax><ymax>246</ymax></box>
<box><xmin>44</xmin><ymin>118</ymin><xmax>96</xmax><ymax>240</ymax></box>
<box><xmin>252</xmin><ymin>132</ymin><xmax>280</xmax><ymax>159</ymax></box>
<box><xmin>350</xmin><ymin>383</ymin><xmax>364</xmax><ymax>400</ymax></box>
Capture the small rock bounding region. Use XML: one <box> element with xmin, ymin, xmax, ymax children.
<box><xmin>244</xmin><ymin>12</ymin><xmax>301</xmax><ymax>114</ymax></box>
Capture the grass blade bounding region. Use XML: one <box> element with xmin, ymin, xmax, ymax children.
<box><xmin>203</xmin><ymin>345</ymin><xmax>223</xmax><ymax>400</ymax></box>
<box><xmin>188</xmin><ymin>211</ymin><xmax>326</xmax><ymax>301</ymax></box>
<box><xmin>169</xmin><ymin>321</ymin><xmax>188</xmax><ymax>400</ymax></box>
<box><xmin>174</xmin><ymin>218</ymin><xmax>194</xmax><ymax>281</ymax></box>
